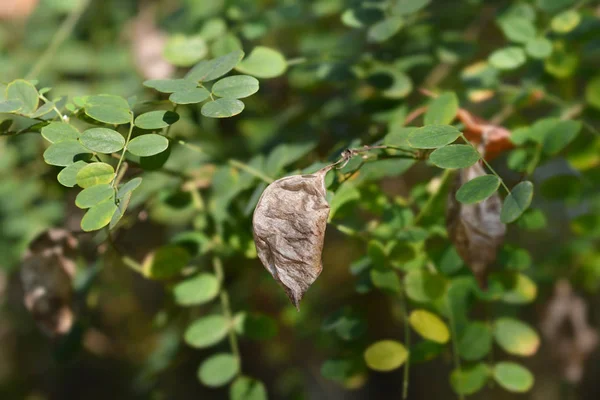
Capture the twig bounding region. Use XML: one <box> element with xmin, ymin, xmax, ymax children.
<box><xmin>26</xmin><ymin>0</ymin><xmax>91</xmax><ymax>79</ymax></box>
<box><xmin>112</xmin><ymin>113</ymin><xmax>135</xmax><ymax>187</ymax></box>
<box><xmin>213</xmin><ymin>257</ymin><xmax>241</xmax><ymax>363</ymax></box>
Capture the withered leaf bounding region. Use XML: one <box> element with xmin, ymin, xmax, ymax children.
<box><xmin>20</xmin><ymin>228</ymin><xmax>78</xmax><ymax>336</ymax></box>
<box><xmin>253</xmin><ymin>169</ymin><xmax>330</xmax><ymax>309</ymax></box>
<box><xmin>446</xmin><ymin>163</ymin><xmax>506</xmax><ymax>288</ymax></box>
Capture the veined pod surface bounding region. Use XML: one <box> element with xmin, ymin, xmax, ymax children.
<box><xmin>253</xmin><ymin>168</ymin><xmax>330</xmax><ymax>309</ymax></box>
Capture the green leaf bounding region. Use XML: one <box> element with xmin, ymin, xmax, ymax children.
<box><xmin>41</xmin><ymin>122</ymin><xmax>79</xmax><ymax>143</ymax></box>
<box><xmin>536</xmin><ymin>0</ymin><xmax>574</xmax><ymax>13</ymax></box>
<box><xmin>85</xmin><ymin>105</ymin><xmax>131</xmax><ymax>125</ymax></box>
<box><xmin>43</xmin><ymin>140</ymin><xmax>91</xmax><ymax>166</ymax></box>
<box><xmin>134</xmin><ymin>111</ymin><xmax>179</xmax><ymax>130</ymax></box>
<box><xmin>404</xmin><ymin>270</ymin><xmax>446</xmax><ymax>303</ymax></box>
<box><xmin>75</xmin><ymin>183</ymin><xmax>114</xmax><ymax>209</ymax></box>
<box><xmin>408</xmin><ymin>125</ymin><xmax>461</xmax><ymax>149</ymax></box>
<box><xmin>185</xmin><ymin>315</ymin><xmax>229</xmax><ymax>348</ymax></box>
<box><xmin>198</xmin><ymin>353</ymin><xmax>239</xmax><ymax>387</ymax></box>
<box><xmin>57</xmin><ymin>161</ymin><xmax>88</xmax><ymax>187</ymax></box>
<box><xmin>489</xmin><ymin>47</ymin><xmax>526</xmax><ymax>70</ymax></box>
<box><xmin>80</xmin><ymin>128</ymin><xmax>125</xmax><ymax>153</ymax></box>
<box><xmin>493</xmin><ymin>362</ymin><xmax>534</xmax><ymax>393</ymax></box>
<box><xmin>143</xmin><ymin>78</ymin><xmax>197</xmax><ymax>93</ymax></box>
<box><xmin>542</xmin><ymin>119</ymin><xmax>581</xmax><ymax>154</ymax></box>
<box><xmin>585</xmin><ymin>75</ymin><xmax>600</xmax><ymax>110</ymax></box>
<box><xmin>143</xmin><ymin>245</ymin><xmax>190</xmax><ymax>279</ymax></box>
<box><xmin>500</xmin><ymin>181</ymin><xmax>534</xmax><ymax>223</ymax></box>
<box><xmin>364</xmin><ymin>340</ymin><xmax>408</xmax><ymax>372</ymax></box>
<box><xmin>163</xmin><ymin>34</ymin><xmax>207</xmax><ymax>67</ymax></box>
<box><xmin>212</xmin><ymin>75</ymin><xmax>259</xmax><ymax>99</ymax></box>
<box><xmin>30</xmin><ymin>101</ymin><xmax>55</xmax><ymax>118</ymax></box>
<box><xmin>201</xmin><ymin>98</ymin><xmax>245</xmax><ymax>118</ymax></box>
<box><xmin>76</xmin><ymin>162</ymin><xmax>115</xmax><ymax>188</ymax></box>
<box><xmin>424</xmin><ymin>93</ymin><xmax>459</xmax><ymax>125</ymax></box>
<box><xmin>234</xmin><ymin>312</ymin><xmax>278</xmax><ymax>340</ymax></box>
<box><xmin>393</xmin><ymin>0</ymin><xmax>430</xmax><ymax>15</ymax></box>
<box><xmin>329</xmin><ymin>182</ymin><xmax>360</xmax><ymax>220</ymax></box>
<box><xmin>370</xmin><ymin>268</ymin><xmax>402</xmax><ymax>294</ymax></box>
<box><xmin>84</xmin><ymin>95</ymin><xmax>131</xmax><ymax>125</ymax></box>
<box><xmin>0</xmin><ymin>100</ymin><xmax>22</xmax><ymax>113</ymax></box>
<box><xmin>525</xmin><ymin>37</ymin><xmax>553</xmax><ymax>59</ymax></box>
<box><xmin>230</xmin><ymin>376</ymin><xmax>267</xmax><ymax>400</ymax></box>
<box><xmin>127</xmin><ymin>134</ymin><xmax>169</xmax><ymax>157</ymax></box>
<box><xmin>498</xmin><ymin>273</ymin><xmax>538</xmax><ymax>304</ymax></box>
<box><xmin>5</xmin><ymin>79</ymin><xmax>38</xmax><ymax>114</ymax></box>
<box><xmin>409</xmin><ymin>309</ymin><xmax>450</xmax><ymax>344</ymax></box>
<box><xmin>169</xmin><ymin>88</ymin><xmax>211</xmax><ymax>104</ymax></box>
<box><xmin>117</xmin><ymin>177</ymin><xmax>143</xmax><ymax>198</ymax></box>
<box><xmin>551</xmin><ymin>10</ymin><xmax>580</xmax><ymax>33</ymax></box>
<box><xmin>457</xmin><ymin>322</ymin><xmax>492</xmax><ymax>361</ymax></box>
<box><xmin>109</xmin><ymin>191</ymin><xmax>131</xmax><ymax>230</ymax></box>
<box><xmin>173</xmin><ymin>273</ymin><xmax>220</xmax><ymax>306</ymax></box>
<box><xmin>498</xmin><ymin>16</ymin><xmax>537</xmax><ymax>43</ymax></box>
<box><xmin>370</xmin><ymin>67</ymin><xmax>413</xmax><ymax>99</ymax></box>
<box><xmin>367</xmin><ymin>16</ymin><xmax>404</xmax><ymax>43</ymax></box>
<box><xmin>450</xmin><ymin>364</ymin><xmax>489</xmax><ymax>395</ymax></box>
<box><xmin>456</xmin><ymin>175</ymin><xmax>501</xmax><ymax>204</ymax></box>
<box><xmin>429</xmin><ymin>145</ymin><xmax>480</xmax><ymax>169</ymax></box>
<box><xmin>493</xmin><ymin>318</ymin><xmax>540</xmax><ymax>356</ymax></box>
<box><xmin>81</xmin><ymin>198</ymin><xmax>118</xmax><ymax>232</ymax></box>
<box><xmin>186</xmin><ymin>49</ymin><xmax>245</xmax><ymax>82</ymax></box>
<box><xmin>236</xmin><ymin>46</ymin><xmax>287</xmax><ymax>79</ymax></box>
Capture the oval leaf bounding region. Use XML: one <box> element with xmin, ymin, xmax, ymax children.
<box><xmin>364</xmin><ymin>340</ymin><xmax>408</xmax><ymax>372</ymax></box>
<box><xmin>500</xmin><ymin>181</ymin><xmax>534</xmax><ymax>223</ymax></box>
<box><xmin>184</xmin><ymin>315</ymin><xmax>229</xmax><ymax>348</ymax></box>
<box><xmin>493</xmin><ymin>362</ymin><xmax>534</xmax><ymax>393</ymax></box>
<box><xmin>201</xmin><ymin>98</ymin><xmax>245</xmax><ymax>118</ymax></box>
<box><xmin>409</xmin><ymin>309</ymin><xmax>450</xmax><ymax>343</ymax></box>
<box><xmin>408</xmin><ymin>125</ymin><xmax>461</xmax><ymax>149</ymax></box>
<box><xmin>57</xmin><ymin>161</ymin><xmax>88</xmax><ymax>187</ymax></box>
<box><xmin>143</xmin><ymin>78</ymin><xmax>197</xmax><ymax>93</ymax></box>
<box><xmin>85</xmin><ymin>105</ymin><xmax>131</xmax><ymax>125</ymax></box>
<box><xmin>169</xmin><ymin>88</ymin><xmax>211</xmax><ymax>104</ymax></box>
<box><xmin>425</xmin><ymin>92</ymin><xmax>459</xmax><ymax>125</ymax></box>
<box><xmin>212</xmin><ymin>75</ymin><xmax>259</xmax><ymax>99</ymax></box>
<box><xmin>456</xmin><ymin>174</ymin><xmax>501</xmax><ymax>204</ymax></box>
<box><xmin>186</xmin><ymin>49</ymin><xmax>245</xmax><ymax>82</ymax></box>
<box><xmin>81</xmin><ymin>198</ymin><xmax>118</xmax><ymax>232</ymax></box>
<box><xmin>457</xmin><ymin>322</ymin><xmax>492</xmax><ymax>361</ymax></box>
<box><xmin>429</xmin><ymin>144</ymin><xmax>481</xmax><ymax>169</ymax></box>
<box><xmin>41</xmin><ymin>122</ymin><xmax>79</xmax><ymax>143</ymax></box>
<box><xmin>6</xmin><ymin>79</ymin><xmax>38</xmax><ymax>115</ymax></box>
<box><xmin>489</xmin><ymin>47</ymin><xmax>526</xmax><ymax>70</ymax></box>
<box><xmin>75</xmin><ymin>183</ymin><xmax>114</xmax><ymax>209</ymax></box>
<box><xmin>43</xmin><ymin>140</ymin><xmax>91</xmax><ymax>166</ymax></box>
<box><xmin>174</xmin><ymin>273</ymin><xmax>220</xmax><ymax>306</ymax></box>
<box><xmin>127</xmin><ymin>134</ymin><xmax>169</xmax><ymax>157</ymax></box>
<box><xmin>197</xmin><ymin>353</ymin><xmax>239</xmax><ymax>387</ymax></box>
<box><xmin>493</xmin><ymin>317</ymin><xmax>540</xmax><ymax>356</ymax></box>
<box><xmin>76</xmin><ymin>162</ymin><xmax>115</xmax><ymax>188</ymax></box>
<box><xmin>230</xmin><ymin>376</ymin><xmax>267</xmax><ymax>400</ymax></box>
<box><xmin>134</xmin><ymin>111</ymin><xmax>179</xmax><ymax>130</ymax></box>
<box><xmin>450</xmin><ymin>364</ymin><xmax>489</xmax><ymax>395</ymax></box>
<box><xmin>80</xmin><ymin>128</ymin><xmax>125</xmax><ymax>153</ymax></box>
<box><xmin>235</xmin><ymin>46</ymin><xmax>287</xmax><ymax>79</ymax></box>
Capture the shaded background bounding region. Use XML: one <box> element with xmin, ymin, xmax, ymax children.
<box><xmin>1</xmin><ymin>0</ymin><xmax>600</xmax><ymax>399</ymax></box>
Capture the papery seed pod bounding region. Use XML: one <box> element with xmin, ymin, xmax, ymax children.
<box><xmin>446</xmin><ymin>163</ymin><xmax>506</xmax><ymax>288</ymax></box>
<box><xmin>21</xmin><ymin>229</ymin><xmax>78</xmax><ymax>336</ymax></box>
<box><xmin>253</xmin><ymin>169</ymin><xmax>330</xmax><ymax>309</ymax></box>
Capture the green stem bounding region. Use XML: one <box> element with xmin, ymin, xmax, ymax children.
<box><xmin>286</xmin><ymin>57</ymin><xmax>307</xmax><ymax>66</ymax></box>
<box><xmin>413</xmin><ymin>169</ymin><xmax>452</xmax><ymax>225</ymax></box>
<box><xmin>213</xmin><ymin>257</ymin><xmax>241</xmax><ymax>362</ymax></box>
<box><xmin>228</xmin><ymin>159</ymin><xmax>274</xmax><ymax>184</ymax></box>
<box><xmin>26</xmin><ymin>0</ymin><xmax>91</xmax><ymax>79</ymax></box>
<box><xmin>459</xmin><ymin>134</ymin><xmax>511</xmax><ymax>194</ymax></box>
<box><xmin>447</xmin><ymin>301</ymin><xmax>465</xmax><ymax>400</ymax></box>
<box><xmin>399</xmin><ymin>289</ymin><xmax>410</xmax><ymax>400</ymax></box>
<box><xmin>112</xmin><ymin>113</ymin><xmax>134</xmax><ymax>187</ymax></box>
<box><xmin>39</xmin><ymin>93</ymin><xmax>65</xmax><ymax>122</ymax></box>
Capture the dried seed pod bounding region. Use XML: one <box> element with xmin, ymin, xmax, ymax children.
<box><xmin>253</xmin><ymin>169</ymin><xmax>330</xmax><ymax>309</ymax></box>
<box><xmin>541</xmin><ymin>280</ymin><xmax>598</xmax><ymax>383</ymax></box>
<box><xmin>446</xmin><ymin>163</ymin><xmax>506</xmax><ymax>288</ymax></box>
<box><xmin>21</xmin><ymin>229</ymin><xmax>78</xmax><ymax>336</ymax></box>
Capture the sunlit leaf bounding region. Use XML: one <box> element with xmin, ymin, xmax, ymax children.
<box><xmin>197</xmin><ymin>353</ymin><xmax>239</xmax><ymax>387</ymax></box>
<box><xmin>76</xmin><ymin>162</ymin><xmax>115</xmax><ymax>188</ymax></box>
<box><xmin>493</xmin><ymin>317</ymin><xmax>540</xmax><ymax>356</ymax></box>
<box><xmin>493</xmin><ymin>362</ymin><xmax>534</xmax><ymax>393</ymax></box>
<box><xmin>364</xmin><ymin>340</ymin><xmax>408</xmax><ymax>371</ymax></box>
<box><xmin>409</xmin><ymin>309</ymin><xmax>450</xmax><ymax>344</ymax></box>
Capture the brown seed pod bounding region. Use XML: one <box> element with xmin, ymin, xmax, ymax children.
<box><xmin>21</xmin><ymin>229</ymin><xmax>78</xmax><ymax>336</ymax></box>
<box><xmin>253</xmin><ymin>169</ymin><xmax>330</xmax><ymax>309</ymax></box>
<box><xmin>446</xmin><ymin>163</ymin><xmax>506</xmax><ymax>288</ymax></box>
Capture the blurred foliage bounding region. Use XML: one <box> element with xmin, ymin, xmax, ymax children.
<box><xmin>1</xmin><ymin>0</ymin><xmax>600</xmax><ymax>399</ymax></box>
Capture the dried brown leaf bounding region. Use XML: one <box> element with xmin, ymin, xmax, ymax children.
<box><xmin>20</xmin><ymin>229</ymin><xmax>78</xmax><ymax>336</ymax></box>
<box><xmin>253</xmin><ymin>169</ymin><xmax>330</xmax><ymax>309</ymax></box>
<box><xmin>446</xmin><ymin>163</ymin><xmax>506</xmax><ymax>288</ymax></box>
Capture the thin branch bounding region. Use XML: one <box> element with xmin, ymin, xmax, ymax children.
<box><xmin>213</xmin><ymin>257</ymin><xmax>241</xmax><ymax>363</ymax></box>
<box><xmin>26</xmin><ymin>0</ymin><xmax>91</xmax><ymax>79</ymax></box>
